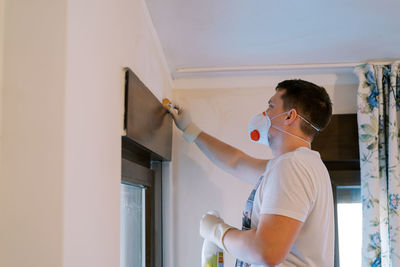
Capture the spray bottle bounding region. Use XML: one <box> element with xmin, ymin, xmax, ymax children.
<box><xmin>201</xmin><ymin>210</ymin><xmax>224</xmax><ymax>267</ymax></box>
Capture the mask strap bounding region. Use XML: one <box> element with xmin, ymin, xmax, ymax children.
<box><xmin>270</xmin><ymin>111</ymin><xmax>289</xmax><ymax>120</ymax></box>
<box><xmin>297</xmin><ymin>114</ymin><xmax>320</xmax><ymax>132</ymax></box>
<box><xmin>271</xmin><ymin>111</ymin><xmax>320</xmax><ymax>132</ymax></box>
<box><xmin>271</xmin><ymin>125</ymin><xmax>311</xmax><ymax>146</ymax></box>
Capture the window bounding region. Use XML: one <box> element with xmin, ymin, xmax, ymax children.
<box><xmin>121</xmin><ymin>183</ymin><xmax>146</xmax><ymax>267</ymax></box>
<box><xmin>121</xmin><ymin>141</ymin><xmax>163</xmax><ymax>267</ymax></box>
<box><xmin>329</xmin><ymin>167</ymin><xmax>361</xmax><ymax>267</ymax></box>
<box><xmin>336</xmin><ymin>186</ymin><xmax>362</xmax><ymax>267</ymax></box>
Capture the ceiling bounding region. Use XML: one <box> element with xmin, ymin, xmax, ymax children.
<box><xmin>145</xmin><ymin>0</ymin><xmax>400</xmax><ymax>77</ymax></box>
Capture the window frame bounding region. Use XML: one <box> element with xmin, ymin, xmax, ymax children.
<box><xmin>121</xmin><ymin>146</ymin><xmax>163</xmax><ymax>267</ymax></box>
<box><xmin>327</xmin><ymin>162</ymin><xmax>361</xmax><ymax>267</ymax></box>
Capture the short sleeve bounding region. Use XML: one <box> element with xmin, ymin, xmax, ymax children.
<box><xmin>260</xmin><ymin>157</ymin><xmax>315</xmax><ymax>222</ymax></box>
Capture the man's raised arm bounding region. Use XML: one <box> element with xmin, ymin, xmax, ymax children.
<box><xmin>165</xmin><ymin>99</ymin><xmax>268</xmax><ymax>185</ymax></box>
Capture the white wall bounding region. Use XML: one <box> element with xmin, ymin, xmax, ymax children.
<box><xmin>64</xmin><ymin>0</ymin><xmax>172</xmax><ymax>266</ymax></box>
<box><xmin>0</xmin><ymin>0</ymin><xmax>172</xmax><ymax>267</ymax></box>
<box><xmin>0</xmin><ymin>1</ymin><xmax>67</xmax><ymax>266</ymax></box>
<box><xmin>0</xmin><ymin>0</ymin><xmax>4</xmax><ymax>179</ymax></box>
<box><xmin>171</xmin><ymin>75</ymin><xmax>358</xmax><ymax>266</ymax></box>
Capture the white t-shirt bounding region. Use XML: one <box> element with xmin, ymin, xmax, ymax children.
<box><xmin>250</xmin><ymin>147</ymin><xmax>334</xmax><ymax>267</ymax></box>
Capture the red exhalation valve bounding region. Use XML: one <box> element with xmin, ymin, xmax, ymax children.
<box><xmin>250</xmin><ymin>130</ymin><xmax>260</xmax><ymax>141</ymax></box>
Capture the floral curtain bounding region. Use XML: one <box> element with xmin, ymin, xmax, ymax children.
<box><xmin>355</xmin><ymin>61</ymin><xmax>400</xmax><ymax>267</ymax></box>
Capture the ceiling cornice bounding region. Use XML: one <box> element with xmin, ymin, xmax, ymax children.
<box><xmin>171</xmin><ymin>59</ymin><xmax>400</xmax><ymax>89</ymax></box>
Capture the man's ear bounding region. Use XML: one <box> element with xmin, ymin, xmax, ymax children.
<box><xmin>284</xmin><ymin>109</ymin><xmax>297</xmax><ymax>125</ymax></box>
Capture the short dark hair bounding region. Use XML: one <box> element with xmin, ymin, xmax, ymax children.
<box><xmin>276</xmin><ymin>79</ymin><xmax>332</xmax><ymax>138</ymax></box>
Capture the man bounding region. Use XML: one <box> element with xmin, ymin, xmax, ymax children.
<box><xmin>166</xmin><ymin>79</ymin><xmax>334</xmax><ymax>266</ymax></box>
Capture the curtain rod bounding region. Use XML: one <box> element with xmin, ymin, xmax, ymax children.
<box><xmin>175</xmin><ymin>60</ymin><xmax>398</xmax><ymax>74</ymax></box>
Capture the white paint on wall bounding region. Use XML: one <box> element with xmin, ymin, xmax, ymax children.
<box><xmin>0</xmin><ymin>1</ymin><xmax>67</xmax><ymax>266</ymax></box>
<box><xmin>63</xmin><ymin>0</ymin><xmax>172</xmax><ymax>266</ymax></box>
<box><xmin>171</xmin><ymin>77</ymin><xmax>358</xmax><ymax>266</ymax></box>
<box><xmin>0</xmin><ymin>0</ymin><xmax>172</xmax><ymax>267</ymax></box>
<box><xmin>0</xmin><ymin>0</ymin><xmax>4</xmax><ymax>177</ymax></box>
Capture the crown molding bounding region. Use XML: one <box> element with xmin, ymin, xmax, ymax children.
<box><xmin>171</xmin><ymin>60</ymin><xmax>400</xmax><ymax>89</ymax></box>
<box><xmin>172</xmin><ymin>70</ymin><xmax>359</xmax><ymax>90</ymax></box>
<box><xmin>173</xmin><ymin>59</ymin><xmax>397</xmax><ymax>79</ymax></box>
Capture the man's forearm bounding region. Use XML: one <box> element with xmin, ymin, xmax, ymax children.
<box><xmin>194</xmin><ymin>131</ymin><xmax>268</xmax><ymax>184</ymax></box>
<box><xmin>222</xmin><ymin>214</ymin><xmax>301</xmax><ymax>266</ymax></box>
<box><xmin>194</xmin><ymin>131</ymin><xmax>244</xmax><ymax>175</ymax></box>
<box><xmin>223</xmin><ymin>229</ymin><xmax>267</xmax><ymax>265</ymax></box>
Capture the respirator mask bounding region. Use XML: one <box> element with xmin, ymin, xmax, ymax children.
<box><xmin>248</xmin><ymin>110</ymin><xmax>320</xmax><ymax>147</ymax></box>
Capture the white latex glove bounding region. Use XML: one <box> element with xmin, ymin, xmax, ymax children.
<box><xmin>165</xmin><ymin>100</ymin><xmax>202</xmax><ymax>143</ymax></box>
<box><xmin>200</xmin><ymin>213</ymin><xmax>236</xmax><ymax>252</ymax></box>
<box><xmin>167</xmin><ymin>100</ymin><xmax>192</xmax><ymax>132</ymax></box>
<box><xmin>201</xmin><ymin>211</ymin><xmax>223</xmax><ymax>267</ymax></box>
